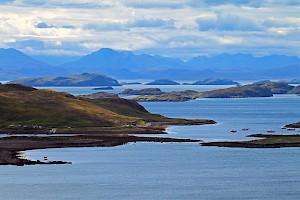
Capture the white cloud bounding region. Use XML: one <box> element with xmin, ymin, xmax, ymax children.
<box><xmin>196</xmin><ymin>12</ymin><xmax>262</xmax><ymax>31</ymax></box>
<box><xmin>0</xmin><ymin>0</ymin><xmax>299</xmax><ymax>59</ymax></box>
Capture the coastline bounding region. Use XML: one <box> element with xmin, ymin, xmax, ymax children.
<box><xmin>0</xmin><ymin>120</ymin><xmax>213</xmax><ymax>166</ymax></box>
<box><xmin>201</xmin><ymin>134</ymin><xmax>300</xmax><ymax>148</ymax></box>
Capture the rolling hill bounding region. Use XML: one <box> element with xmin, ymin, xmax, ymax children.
<box><xmin>0</xmin><ymin>84</ymin><xmax>213</xmax><ymax>129</ymax></box>
<box><xmin>9</xmin><ymin>73</ymin><xmax>121</xmax><ymax>87</ymax></box>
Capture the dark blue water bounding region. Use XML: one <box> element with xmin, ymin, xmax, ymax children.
<box><xmin>1</xmin><ymin>87</ymin><xmax>300</xmax><ymax>200</ymax></box>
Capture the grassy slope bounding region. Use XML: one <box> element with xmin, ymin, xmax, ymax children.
<box><xmin>0</xmin><ymin>84</ymin><xmax>167</xmax><ymax>128</ymax></box>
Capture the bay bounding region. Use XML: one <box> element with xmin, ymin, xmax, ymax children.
<box><xmin>1</xmin><ymin>85</ymin><xmax>300</xmax><ymax>200</ymax></box>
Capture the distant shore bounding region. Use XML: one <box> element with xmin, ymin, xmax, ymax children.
<box><xmin>202</xmin><ymin>134</ymin><xmax>300</xmax><ymax>148</ymax></box>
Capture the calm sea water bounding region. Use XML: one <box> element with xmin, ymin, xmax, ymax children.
<box><xmin>1</xmin><ymin>86</ymin><xmax>300</xmax><ymax>200</ymax></box>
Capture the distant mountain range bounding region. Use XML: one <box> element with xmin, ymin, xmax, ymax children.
<box><xmin>0</xmin><ymin>48</ymin><xmax>64</xmax><ymax>80</ymax></box>
<box><xmin>0</xmin><ymin>48</ymin><xmax>299</xmax><ymax>80</ymax></box>
<box><xmin>187</xmin><ymin>53</ymin><xmax>300</xmax><ymax>69</ymax></box>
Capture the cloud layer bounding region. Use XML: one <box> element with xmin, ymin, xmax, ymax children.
<box><xmin>0</xmin><ymin>0</ymin><xmax>299</xmax><ymax>59</ymax></box>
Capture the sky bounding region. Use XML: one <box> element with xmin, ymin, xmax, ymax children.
<box><xmin>0</xmin><ymin>0</ymin><xmax>299</xmax><ymax>59</ymax></box>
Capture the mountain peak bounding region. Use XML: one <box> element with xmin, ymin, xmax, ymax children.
<box><xmin>0</xmin><ymin>48</ymin><xmax>26</xmax><ymax>57</ymax></box>
<box><xmin>98</xmin><ymin>48</ymin><xmax>116</xmax><ymax>53</ymax></box>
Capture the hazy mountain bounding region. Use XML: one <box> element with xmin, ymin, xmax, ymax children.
<box><xmin>1</xmin><ymin>48</ymin><xmax>300</xmax><ymax>81</ymax></box>
<box><xmin>0</xmin><ymin>48</ymin><xmax>64</xmax><ymax>80</ymax></box>
<box><xmin>32</xmin><ymin>55</ymin><xmax>81</xmax><ymax>66</ymax></box>
<box><xmin>187</xmin><ymin>53</ymin><xmax>300</xmax><ymax>69</ymax></box>
<box><xmin>260</xmin><ymin>64</ymin><xmax>300</xmax><ymax>79</ymax></box>
<box><xmin>62</xmin><ymin>48</ymin><xmax>185</xmax><ymax>76</ymax></box>
<box><xmin>61</xmin><ymin>48</ymin><xmax>300</xmax><ymax>80</ymax></box>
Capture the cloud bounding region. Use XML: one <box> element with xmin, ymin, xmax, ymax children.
<box><xmin>36</xmin><ymin>22</ymin><xmax>75</xmax><ymax>29</ymax></box>
<box><xmin>196</xmin><ymin>13</ymin><xmax>262</xmax><ymax>31</ymax></box>
<box><xmin>0</xmin><ymin>0</ymin><xmax>14</xmax><ymax>4</ymax></box>
<box><xmin>36</xmin><ymin>22</ymin><xmax>54</xmax><ymax>28</ymax></box>
<box><xmin>130</xmin><ymin>18</ymin><xmax>175</xmax><ymax>29</ymax></box>
<box><xmin>83</xmin><ymin>17</ymin><xmax>175</xmax><ymax>31</ymax></box>
<box><xmin>123</xmin><ymin>1</ymin><xmax>185</xmax><ymax>9</ymax></box>
<box><xmin>5</xmin><ymin>0</ymin><xmax>300</xmax><ymax>9</ymax></box>
<box><xmin>8</xmin><ymin>39</ymin><xmax>45</xmax><ymax>49</ymax></box>
<box><xmin>0</xmin><ymin>0</ymin><xmax>299</xmax><ymax>59</ymax></box>
<box><xmin>11</xmin><ymin>0</ymin><xmax>117</xmax><ymax>7</ymax></box>
<box><xmin>190</xmin><ymin>0</ymin><xmax>300</xmax><ymax>7</ymax></box>
<box><xmin>84</xmin><ymin>22</ymin><xmax>127</xmax><ymax>31</ymax></box>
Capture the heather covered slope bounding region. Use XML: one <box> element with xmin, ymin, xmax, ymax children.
<box><xmin>0</xmin><ymin>84</ymin><xmax>214</xmax><ymax>129</ymax></box>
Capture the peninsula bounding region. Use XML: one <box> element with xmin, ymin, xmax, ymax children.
<box><xmin>0</xmin><ymin>84</ymin><xmax>215</xmax><ymax>166</ymax></box>
<box><xmin>202</xmin><ymin>134</ymin><xmax>300</xmax><ymax>148</ymax></box>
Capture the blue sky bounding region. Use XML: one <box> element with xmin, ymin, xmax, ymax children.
<box><xmin>0</xmin><ymin>0</ymin><xmax>299</xmax><ymax>59</ymax></box>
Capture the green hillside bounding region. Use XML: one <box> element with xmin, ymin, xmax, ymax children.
<box><xmin>0</xmin><ymin>84</ymin><xmax>213</xmax><ymax>130</ymax></box>
<box><xmin>0</xmin><ymin>84</ymin><xmax>157</xmax><ymax>129</ymax></box>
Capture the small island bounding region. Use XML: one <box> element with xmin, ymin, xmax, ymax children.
<box><xmin>120</xmin><ymin>82</ymin><xmax>142</xmax><ymax>85</ymax></box>
<box><xmin>9</xmin><ymin>73</ymin><xmax>122</xmax><ymax>87</ymax></box>
<box><xmin>78</xmin><ymin>92</ymin><xmax>118</xmax><ymax>99</ymax></box>
<box><xmin>0</xmin><ymin>84</ymin><xmax>216</xmax><ymax>166</ymax></box>
<box><xmin>93</xmin><ymin>86</ymin><xmax>114</xmax><ymax>90</ymax></box>
<box><xmin>135</xmin><ymin>90</ymin><xmax>201</xmax><ymax>102</ymax></box>
<box><xmin>192</xmin><ymin>78</ymin><xmax>239</xmax><ymax>85</ymax></box>
<box><xmin>135</xmin><ymin>81</ymin><xmax>298</xmax><ymax>102</ymax></box>
<box><xmin>288</xmin><ymin>79</ymin><xmax>300</xmax><ymax>84</ymax></box>
<box><xmin>120</xmin><ymin>88</ymin><xmax>164</xmax><ymax>95</ymax></box>
<box><xmin>145</xmin><ymin>79</ymin><xmax>180</xmax><ymax>85</ymax></box>
<box><xmin>288</xmin><ymin>85</ymin><xmax>300</xmax><ymax>94</ymax></box>
<box><xmin>285</xmin><ymin>122</ymin><xmax>300</xmax><ymax>128</ymax></box>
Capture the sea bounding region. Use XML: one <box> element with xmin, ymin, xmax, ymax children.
<box><xmin>1</xmin><ymin>83</ymin><xmax>300</xmax><ymax>200</ymax></box>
